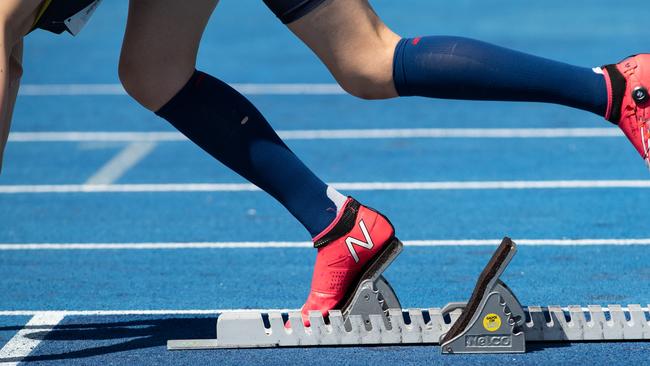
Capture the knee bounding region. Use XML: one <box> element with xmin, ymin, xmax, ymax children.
<box><xmin>118</xmin><ymin>58</ymin><xmax>162</xmax><ymax>111</ymax></box>
<box><xmin>118</xmin><ymin>53</ymin><xmax>194</xmax><ymax>111</ymax></box>
<box><xmin>330</xmin><ymin>41</ymin><xmax>398</xmax><ymax>100</ymax></box>
<box><xmin>335</xmin><ymin>67</ymin><xmax>394</xmax><ymax>100</ymax></box>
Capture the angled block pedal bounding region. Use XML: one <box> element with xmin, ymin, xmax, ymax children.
<box><xmin>439</xmin><ymin>237</ymin><xmax>525</xmax><ymax>353</ymax></box>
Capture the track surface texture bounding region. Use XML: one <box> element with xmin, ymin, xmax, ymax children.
<box><xmin>2</xmin><ymin>1</ymin><xmax>650</xmax><ymax>365</ymax></box>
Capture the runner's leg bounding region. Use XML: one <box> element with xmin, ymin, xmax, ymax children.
<box><xmin>280</xmin><ymin>0</ymin><xmax>650</xmax><ymax>163</ymax></box>
<box><xmin>281</xmin><ymin>0</ymin><xmax>607</xmax><ymax>116</ymax></box>
<box><xmin>119</xmin><ymin>0</ymin><xmax>347</xmax><ymax>238</ymax></box>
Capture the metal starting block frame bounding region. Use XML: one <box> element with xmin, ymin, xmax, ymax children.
<box><xmin>168</xmin><ymin>237</ymin><xmax>650</xmax><ymax>353</ymax></box>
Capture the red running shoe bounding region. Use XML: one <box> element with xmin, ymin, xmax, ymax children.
<box><xmin>300</xmin><ymin>197</ymin><xmax>402</xmax><ymax>326</ymax></box>
<box><xmin>602</xmin><ymin>55</ymin><xmax>650</xmax><ymax>167</ymax></box>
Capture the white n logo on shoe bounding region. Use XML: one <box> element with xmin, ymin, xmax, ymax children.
<box><xmin>346</xmin><ymin>220</ymin><xmax>374</xmax><ymax>263</ymax></box>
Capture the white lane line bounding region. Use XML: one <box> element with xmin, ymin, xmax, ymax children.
<box><xmin>19</xmin><ymin>84</ymin><xmax>125</xmax><ymax>96</ymax></box>
<box><xmin>1</xmin><ymin>238</ymin><xmax>650</xmax><ymax>251</ymax></box>
<box><xmin>0</xmin><ymin>242</ymin><xmax>311</xmax><ymax>250</ymax></box>
<box><xmin>9</xmin><ymin>131</ymin><xmax>183</xmax><ymax>142</ymax></box>
<box><xmin>233</xmin><ymin>83</ymin><xmax>345</xmax><ymax>95</ymax></box>
<box><xmin>8</xmin><ymin>128</ymin><xmax>622</xmax><ymax>142</ymax></box>
<box><xmin>279</xmin><ymin>127</ymin><xmax>621</xmax><ymax>139</ymax></box>
<box><xmin>0</xmin><ymin>309</ymin><xmax>295</xmax><ymax>317</ymax></box>
<box><xmin>0</xmin><ymin>183</ymin><xmax>256</xmax><ymax>193</ymax></box>
<box><xmin>85</xmin><ymin>142</ymin><xmax>156</xmax><ymax>185</ymax></box>
<box><xmin>0</xmin><ymin>306</ymin><xmax>646</xmax><ymax>317</ymax></box>
<box><xmin>1</xmin><ymin>180</ymin><xmax>650</xmax><ymax>194</ymax></box>
<box><xmin>0</xmin><ymin>312</ymin><xmax>65</xmax><ymax>366</ymax></box>
<box><xmin>18</xmin><ymin>83</ymin><xmax>345</xmax><ymax>96</ymax></box>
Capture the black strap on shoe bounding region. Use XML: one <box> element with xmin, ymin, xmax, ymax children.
<box><xmin>313</xmin><ymin>198</ymin><xmax>360</xmax><ymax>248</ymax></box>
<box><xmin>603</xmin><ymin>64</ymin><xmax>626</xmax><ymax>124</ymax></box>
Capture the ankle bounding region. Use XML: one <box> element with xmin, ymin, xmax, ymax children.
<box><xmin>601</xmin><ymin>64</ymin><xmax>626</xmax><ymax>123</ymax></box>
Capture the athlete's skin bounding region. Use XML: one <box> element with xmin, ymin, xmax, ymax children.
<box><xmin>0</xmin><ymin>0</ymin><xmax>402</xmax><ymax>152</ymax></box>
<box><xmin>0</xmin><ymin>0</ymin><xmax>410</xmax><ymax>323</ymax></box>
<box><xmin>119</xmin><ymin>0</ymin><xmax>400</xmax><ymax>111</ymax></box>
<box><xmin>0</xmin><ymin>0</ymin><xmax>42</xmax><ymax>172</ymax></box>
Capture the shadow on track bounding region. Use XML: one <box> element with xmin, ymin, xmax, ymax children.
<box><xmin>0</xmin><ymin>317</ymin><xmax>595</xmax><ymax>363</ymax></box>
<box><xmin>0</xmin><ymin>316</ymin><xmax>215</xmax><ymax>363</ymax></box>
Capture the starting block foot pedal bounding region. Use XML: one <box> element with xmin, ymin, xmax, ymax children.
<box><xmin>440</xmin><ymin>237</ymin><xmax>525</xmax><ymax>353</ymax></box>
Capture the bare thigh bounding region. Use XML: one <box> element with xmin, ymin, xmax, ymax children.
<box><xmin>0</xmin><ymin>41</ymin><xmax>23</xmax><ymax>172</ymax></box>
<box><xmin>287</xmin><ymin>0</ymin><xmax>401</xmax><ymax>99</ymax></box>
<box><xmin>119</xmin><ymin>0</ymin><xmax>218</xmax><ymax>111</ymax></box>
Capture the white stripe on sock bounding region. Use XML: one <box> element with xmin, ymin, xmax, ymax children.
<box><xmin>326</xmin><ymin>186</ymin><xmax>347</xmax><ymax>213</ymax></box>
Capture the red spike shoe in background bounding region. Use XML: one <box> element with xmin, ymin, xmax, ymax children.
<box><xmin>602</xmin><ymin>54</ymin><xmax>650</xmax><ymax>168</ymax></box>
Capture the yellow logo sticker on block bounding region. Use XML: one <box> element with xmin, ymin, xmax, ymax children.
<box><xmin>482</xmin><ymin>313</ymin><xmax>502</xmax><ymax>332</ymax></box>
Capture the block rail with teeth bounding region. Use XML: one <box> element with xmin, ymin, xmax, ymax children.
<box><xmin>168</xmin><ymin>238</ymin><xmax>650</xmax><ymax>353</ymax></box>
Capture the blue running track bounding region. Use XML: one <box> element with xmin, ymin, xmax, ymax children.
<box><xmin>1</xmin><ymin>1</ymin><xmax>650</xmax><ymax>365</ymax></box>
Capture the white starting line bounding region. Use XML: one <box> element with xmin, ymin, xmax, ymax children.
<box><xmin>0</xmin><ymin>312</ymin><xmax>65</xmax><ymax>366</ymax></box>
<box><xmin>1</xmin><ymin>305</ymin><xmax>647</xmax><ymax>318</ymax></box>
<box><xmin>0</xmin><ymin>309</ymin><xmax>294</xmax><ymax>317</ymax></box>
<box><xmin>1</xmin><ymin>304</ymin><xmax>649</xmax><ymax>364</ymax></box>
<box><xmin>1</xmin><ymin>238</ymin><xmax>650</xmax><ymax>251</ymax></box>
<box><xmin>2</xmin><ymin>303</ymin><xmax>648</xmax><ymax>364</ymax></box>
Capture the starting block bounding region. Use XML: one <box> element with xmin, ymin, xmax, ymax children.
<box><xmin>168</xmin><ymin>237</ymin><xmax>650</xmax><ymax>353</ymax></box>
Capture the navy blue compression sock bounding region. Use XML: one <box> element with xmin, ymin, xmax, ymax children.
<box><xmin>393</xmin><ymin>36</ymin><xmax>608</xmax><ymax>117</ymax></box>
<box><xmin>156</xmin><ymin>71</ymin><xmax>346</xmax><ymax>238</ymax></box>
